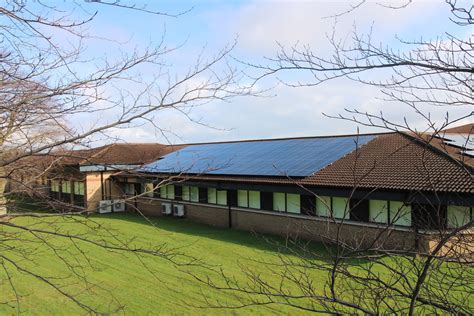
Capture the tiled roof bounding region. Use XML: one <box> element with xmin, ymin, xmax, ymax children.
<box><xmin>133</xmin><ymin>132</ymin><xmax>473</xmax><ymax>194</ymax></box>
<box><xmin>80</xmin><ymin>143</ymin><xmax>185</xmax><ymax>165</ymax></box>
<box><xmin>442</xmin><ymin>123</ymin><xmax>473</xmax><ymax>134</ymax></box>
<box><xmin>301</xmin><ymin>133</ymin><xmax>473</xmax><ymax>193</ymax></box>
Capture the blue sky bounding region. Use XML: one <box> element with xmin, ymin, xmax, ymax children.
<box><xmin>48</xmin><ymin>1</ymin><xmax>472</xmax><ymax>145</ymax></box>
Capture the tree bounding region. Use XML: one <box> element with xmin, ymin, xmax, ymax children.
<box><xmin>191</xmin><ymin>1</ymin><xmax>473</xmax><ymax>314</ymax></box>
<box><xmin>0</xmin><ymin>1</ymin><xmax>248</xmax><ymax>312</ymax></box>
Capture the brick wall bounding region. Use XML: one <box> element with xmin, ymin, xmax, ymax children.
<box><xmin>231</xmin><ymin>209</ymin><xmax>420</xmax><ymax>251</ymax></box>
<box><xmin>129</xmin><ymin>198</ymin><xmax>455</xmax><ymax>252</ymax></box>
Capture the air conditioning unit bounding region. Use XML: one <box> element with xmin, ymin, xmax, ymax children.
<box><xmin>98</xmin><ymin>200</ymin><xmax>113</xmax><ymax>214</ymax></box>
<box><xmin>162</xmin><ymin>202</ymin><xmax>172</xmax><ymax>215</ymax></box>
<box><xmin>113</xmin><ymin>200</ymin><xmax>125</xmax><ymax>212</ymax></box>
<box><xmin>173</xmin><ymin>204</ymin><xmax>185</xmax><ymax>217</ymax></box>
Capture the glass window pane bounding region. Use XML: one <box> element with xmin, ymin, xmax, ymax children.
<box><xmin>51</xmin><ymin>180</ymin><xmax>60</xmax><ymax>192</ymax></box>
<box><xmin>369</xmin><ymin>200</ymin><xmax>389</xmax><ymax>223</ymax></box>
<box><xmin>168</xmin><ymin>185</ymin><xmax>175</xmax><ymax>199</ymax></box>
<box><xmin>333</xmin><ymin>197</ymin><xmax>349</xmax><ymax>219</ymax></box>
<box><xmin>217</xmin><ymin>190</ymin><xmax>227</xmax><ymax>205</ymax></box>
<box><xmin>447</xmin><ymin>205</ymin><xmax>470</xmax><ymax>228</ymax></box>
<box><xmin>74</xmin><ymin>182</ymin><xmax>84</xmax><ymax>195</ymax></box>
<box><xmin>390</xmin><ymin>201</ymin><xmax>412</xmax><ymax>226</ymax></box>
<box><xmin>208</xmin><ymin>188</ymin><xmax>217</xmax><ymax>204</ymax></box>
<box><xmin>287</xmin><ymin>193</ymin><xmax>300</xmax><ymax>214</ymax></box>
<box><xmin>238</xmin><ymin>190</ymin><xmax>248</xmax><ymax>207</ymax></box>
<box><xmin>249</xmin><ymin>191</ymin><xmax>261</xmax><ymax>209</ymax></box>
<box><xmin>144</xmin><ymin>183</ymin><xmax>154</xmax><ymax>197</ymax></box>
<box><xmin>316</xmin><ymin>196</ymin><xmax>331</xmax><ymax>217</ymax></box>
<box><xmin>160</xmin><ymin>186</ymin><xmax>167</xmax><ymax>199</ymax></box>
<box><xmin>182</xmin><ymin>186</ymin><xmax>190</xmax><ymax>201</ymax></box>
<box><xmin>62</xmin><ymin>181</ymin><xmax>71</xmax><ymax>193</ymax></box>
<box><xmin>273</xmin><ymin>192</ymin><xmax>285</xmax><ymax>212</ymax></box>
<box><xmin>190</xmin><ymin>186</ymin><xmax>199</xmax><ymax>202</ymax></box>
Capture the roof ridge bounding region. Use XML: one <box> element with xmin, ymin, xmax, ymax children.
<box><xmin>175</xmin><ymin>131</ymin><xmax>394</xmax><ymax>147</ymax></box>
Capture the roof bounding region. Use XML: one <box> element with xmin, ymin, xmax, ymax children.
<box><xmin>80</xmin><ymin>143</ymin><xmax>185</xmax><ymax>165</ymax></box>
<box><xmin>134</xmin><ymin>131</ymin><xmax>473</xmax><ymax>194</ymax></box>
<box><xmin>442</xmin><ymin>123</ymin><xmax>473</xmax><ymax>134</ymax></box>
<box><xmin>139</xmin><ymin>134</ymin><xmax>377</xmax><ymax>177</ymax></box>
<box><xmin>301</xmin><ymin>133</ymin><xmax>473</xmax><ymax>193</ymax></box>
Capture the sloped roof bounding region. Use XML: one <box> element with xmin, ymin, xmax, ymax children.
<box><xmin>135</xmin><ymin>131</ymin><xmax>473</xmax><ymax>194</ymax></box>
<box><xmin>301</xmin><ymin>133</ymin><xmax>473</xmax><ymax>193</ymax></box>
<box><xmin>139</xmin><ymin>134</ymin><xmax>376</xmax><ymax>177</ymax></box>
<box><xmin>442</xmin><ymin>123</ymin><xmax>473</xmax><ymax>134</ymax></box>
<box><xmin>80</xmin><ymin>143</ymin><xmax>186</xmax><ymax>165</ymax></box>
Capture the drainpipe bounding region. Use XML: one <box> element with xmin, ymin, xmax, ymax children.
<box><xmin>100</xmin><ymin>171</ymin><xmax>104</xmax><ymax>200</ymax></box>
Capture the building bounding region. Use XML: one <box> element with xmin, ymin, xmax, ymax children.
<box><xmin>9</xmin><ymin>124</ymin><xmax>474</xmax><ymax>253</ymax></box>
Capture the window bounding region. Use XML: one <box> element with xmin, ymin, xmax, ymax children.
<box><xmin>190</xmin><ymin>186</ymin><xmax>199</xmax><ymax>202</ymax></box>
<box><xmin>160</xmin><ymin>185</ymin><xmax>175</xmax><ymax>199</ymax></box>
<box><xmin>316</xmin><ymin>196</ymin><xmax>331</xmax><ymax>217</ymax></box>
<box><xmin>369</xmin><ymin>200</ymin><xmax>389</xmax><ymax>224</ymax></box>
<box><xmin>217</xmin><ymin>189</ymin><xmax>227</xmax><ymax>205</ymax></box>
<box><xmin>144</xmin><ymin>183</ymin><xmax>154</xmax><ymax>197</ymax></box>
<box><xmin>62</xmin><ymin>181</ymin><xmax>71</xmax><ymax>194</ymax></box>
<box><xmin>237</xmin><ymin>190</ymin><xmax>248</xmax><ymax>207</ymax></box>
<box><xmin>124</xmin><ymin>183</ymin><xmax>135</xmax><ymax>195</ymax></box>
<box><xmin>390</xmin><ymin>201</ymin><xmax>411</xmax><ymax>226</ymax></box>
<box><xmin>208</xmin><ymin>188</ymin><xmax>228</xmax><ymax>205</ymax></box>
<box><xmin>287</xmin><ymin>193</ymin><xmax>300</xmax><ymax>214</ymax></box>
<box><xmin>273</xmin><ymin>192</ymin><xmax>300</xmax><ymax>213</ymax></box>
<box><xmin>208</xmin><ymin>188</ymin><xmax>217</xmax><ymax>204</ymax></box>
<box><xmin>182</xmin><ymin>186</ymin><xmax>190</xmax><ymax>201</ymax></box>
<box><xmin>447</xmin><ymin>205</ymin><xmax>471</xmax><ymax>228</ymax></box>
<box><xmin>73</xmin><ymin>182</ymin><xmax>85</xmax><ymax>196</ymax></box>
<box><xmin>332</xmin><ymin>197</ymin><xmax>349</xmax><ymax>219</ymax></box>
<box><xmin>237</xmin><ymin>190</ymin><xmax>261</xmax><ymax>209</ymax></box>
<box><xmin>248</xmin><ymin>191</ymin><xmax>260</xmax><ymax>209</ymax></box>
<box><xmin>273</xmin><ymin>193</ymin><xmax>285</xmax><ymax>211</ymax></box>
<box><xmin>51</xmin><ymin>180</ymin><xmax>60</xmax><ymax>192</ymax></box>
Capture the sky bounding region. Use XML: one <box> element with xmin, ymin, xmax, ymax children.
<box><xmin>37</xmin><ymin>1</ymin><xmax>473</xmax><ymax>145</ymax></box>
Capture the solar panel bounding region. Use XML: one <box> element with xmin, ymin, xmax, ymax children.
<box><xmin>442</xmin><ymin>134</ymin><xmax>473</xmax><ymax>151</ymax></box>
<box><xmin>139</xmin><ymin>135</ymin><xmax>376</xmax><ymax>177</ymax></box>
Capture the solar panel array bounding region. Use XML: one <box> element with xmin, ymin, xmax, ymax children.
<box><xmin>140</xmin><ymin>135</ymin><xmax>376</xmax><ymax>177</ymax></box>
<box><xmin>441</xmin><ymin>134</ymin><xmax>473</xmax><ymax>156</ymax></box>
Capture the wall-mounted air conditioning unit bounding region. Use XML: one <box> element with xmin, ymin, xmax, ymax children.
<box><xmin>173</xmin><ymin>204</ymin><xmax>185</xmax><ymax>217</ymax></box>
<box><xmin>98</xmin><ymin>200</ymin><xmax>113</xmax><ymax>214</ymax></box>
<box><xmin>113</xmin><ymin>200</ymin><xmax>125</xmax><ymax>212</ymax></box>
<box><xmin>162</xmin><ymin>202</ymin><xmax>172</xmax><ymax>215</ymax></box>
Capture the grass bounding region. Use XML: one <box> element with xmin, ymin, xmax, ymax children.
<box><xmin>1</xmin><ymin>212</ymin><xmax>471</xmax><ymax>314</ymax></box>
<box><xmin>0</xmin><ymin>213</ymin><xmax>329</xmax><ymax>315</ymax></box>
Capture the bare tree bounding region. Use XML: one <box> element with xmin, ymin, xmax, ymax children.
<box><xmin>189</xmin><ymin>1</ymin><xmax>473</xmax><ymax>314</ymax></box>
<box><xmin>0</xmin><ymin>1</ymin><xmax>250</xmax><ymax>312</ymax></box>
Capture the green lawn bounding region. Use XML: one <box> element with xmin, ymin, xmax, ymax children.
<box><xmin>1</xmin><ymin>212</ymin><xmax>471</xmax><ymax>315</ymax></box>
<box><xmin>0</xmin><ymin>213</ymin><xmax>328</xmax><ymax>315</ymax></box>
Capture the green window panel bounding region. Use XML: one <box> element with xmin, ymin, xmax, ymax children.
<box><xmin>248</xmin><ymin>191</ymin><xmax>260</xmax><ymax>209</ymax></box>
<box><xmin>369</xmin><ymin>200</ymin><xmax>389</xmax><ymax>224</ymax></box>
<box><xmin>190</xmin><ymin>187</ymin><xmax>199</xmax><ymax>202</ymax></box>
<box><xmin>73</xmin><ymin>182</ymin><xmax>85</xmax><ymax>195</ymax></box>
<box><xmin>316</xmin><ymin>196</ymin><xmax>331</xmax><ymax>217</ymax></box>
<box><xmin>208</xmin><ymin>188</ymin><xmax>217</xmax><ymax>204</ymax></box>
<box><xmin>182</xmin><ymin>186</ymin><xmax>190</xmax><ymax>201</ymax></box>
<box><xmin>447</xmin><ymin>205</ymin><xmax>471</xmax><ymax>228</ymax></box>
<box><xmin>390</xmin><ymin>201</ymin><xmax>412</xmax><ymax>226</ymax></box>
<box><xmin>333</xmin><ymin>197</ymin><xmax>349</xmax><ymax>219</ymax></box>
<box><xmin>273</xmin><ymin>192</ymin><xmax>286</xmax><ymax>212</ymax></box>
<box><xmin>237</xmin><ymin>190</ymin><xmax>248</xmax><ymax>207</ymax></box>
<box><xmin>217</xmin><ymin>190</ymin><xmax>227</xmax><ymax>206</ymax></box>
<box><xmin>287</xmin><ymin>193</ymin><xmax>300</xmax><ymax>214</ymax></box>
<box><xmin>61</xmin><ymin>181</ymin><xmax>71</xmax><ymax>194</ymax></box>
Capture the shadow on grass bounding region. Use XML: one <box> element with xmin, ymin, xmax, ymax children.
<box><xmin>98</xmin><ymin>212</ymin><xmax>344</xmax><ymax>260</ymax></box>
